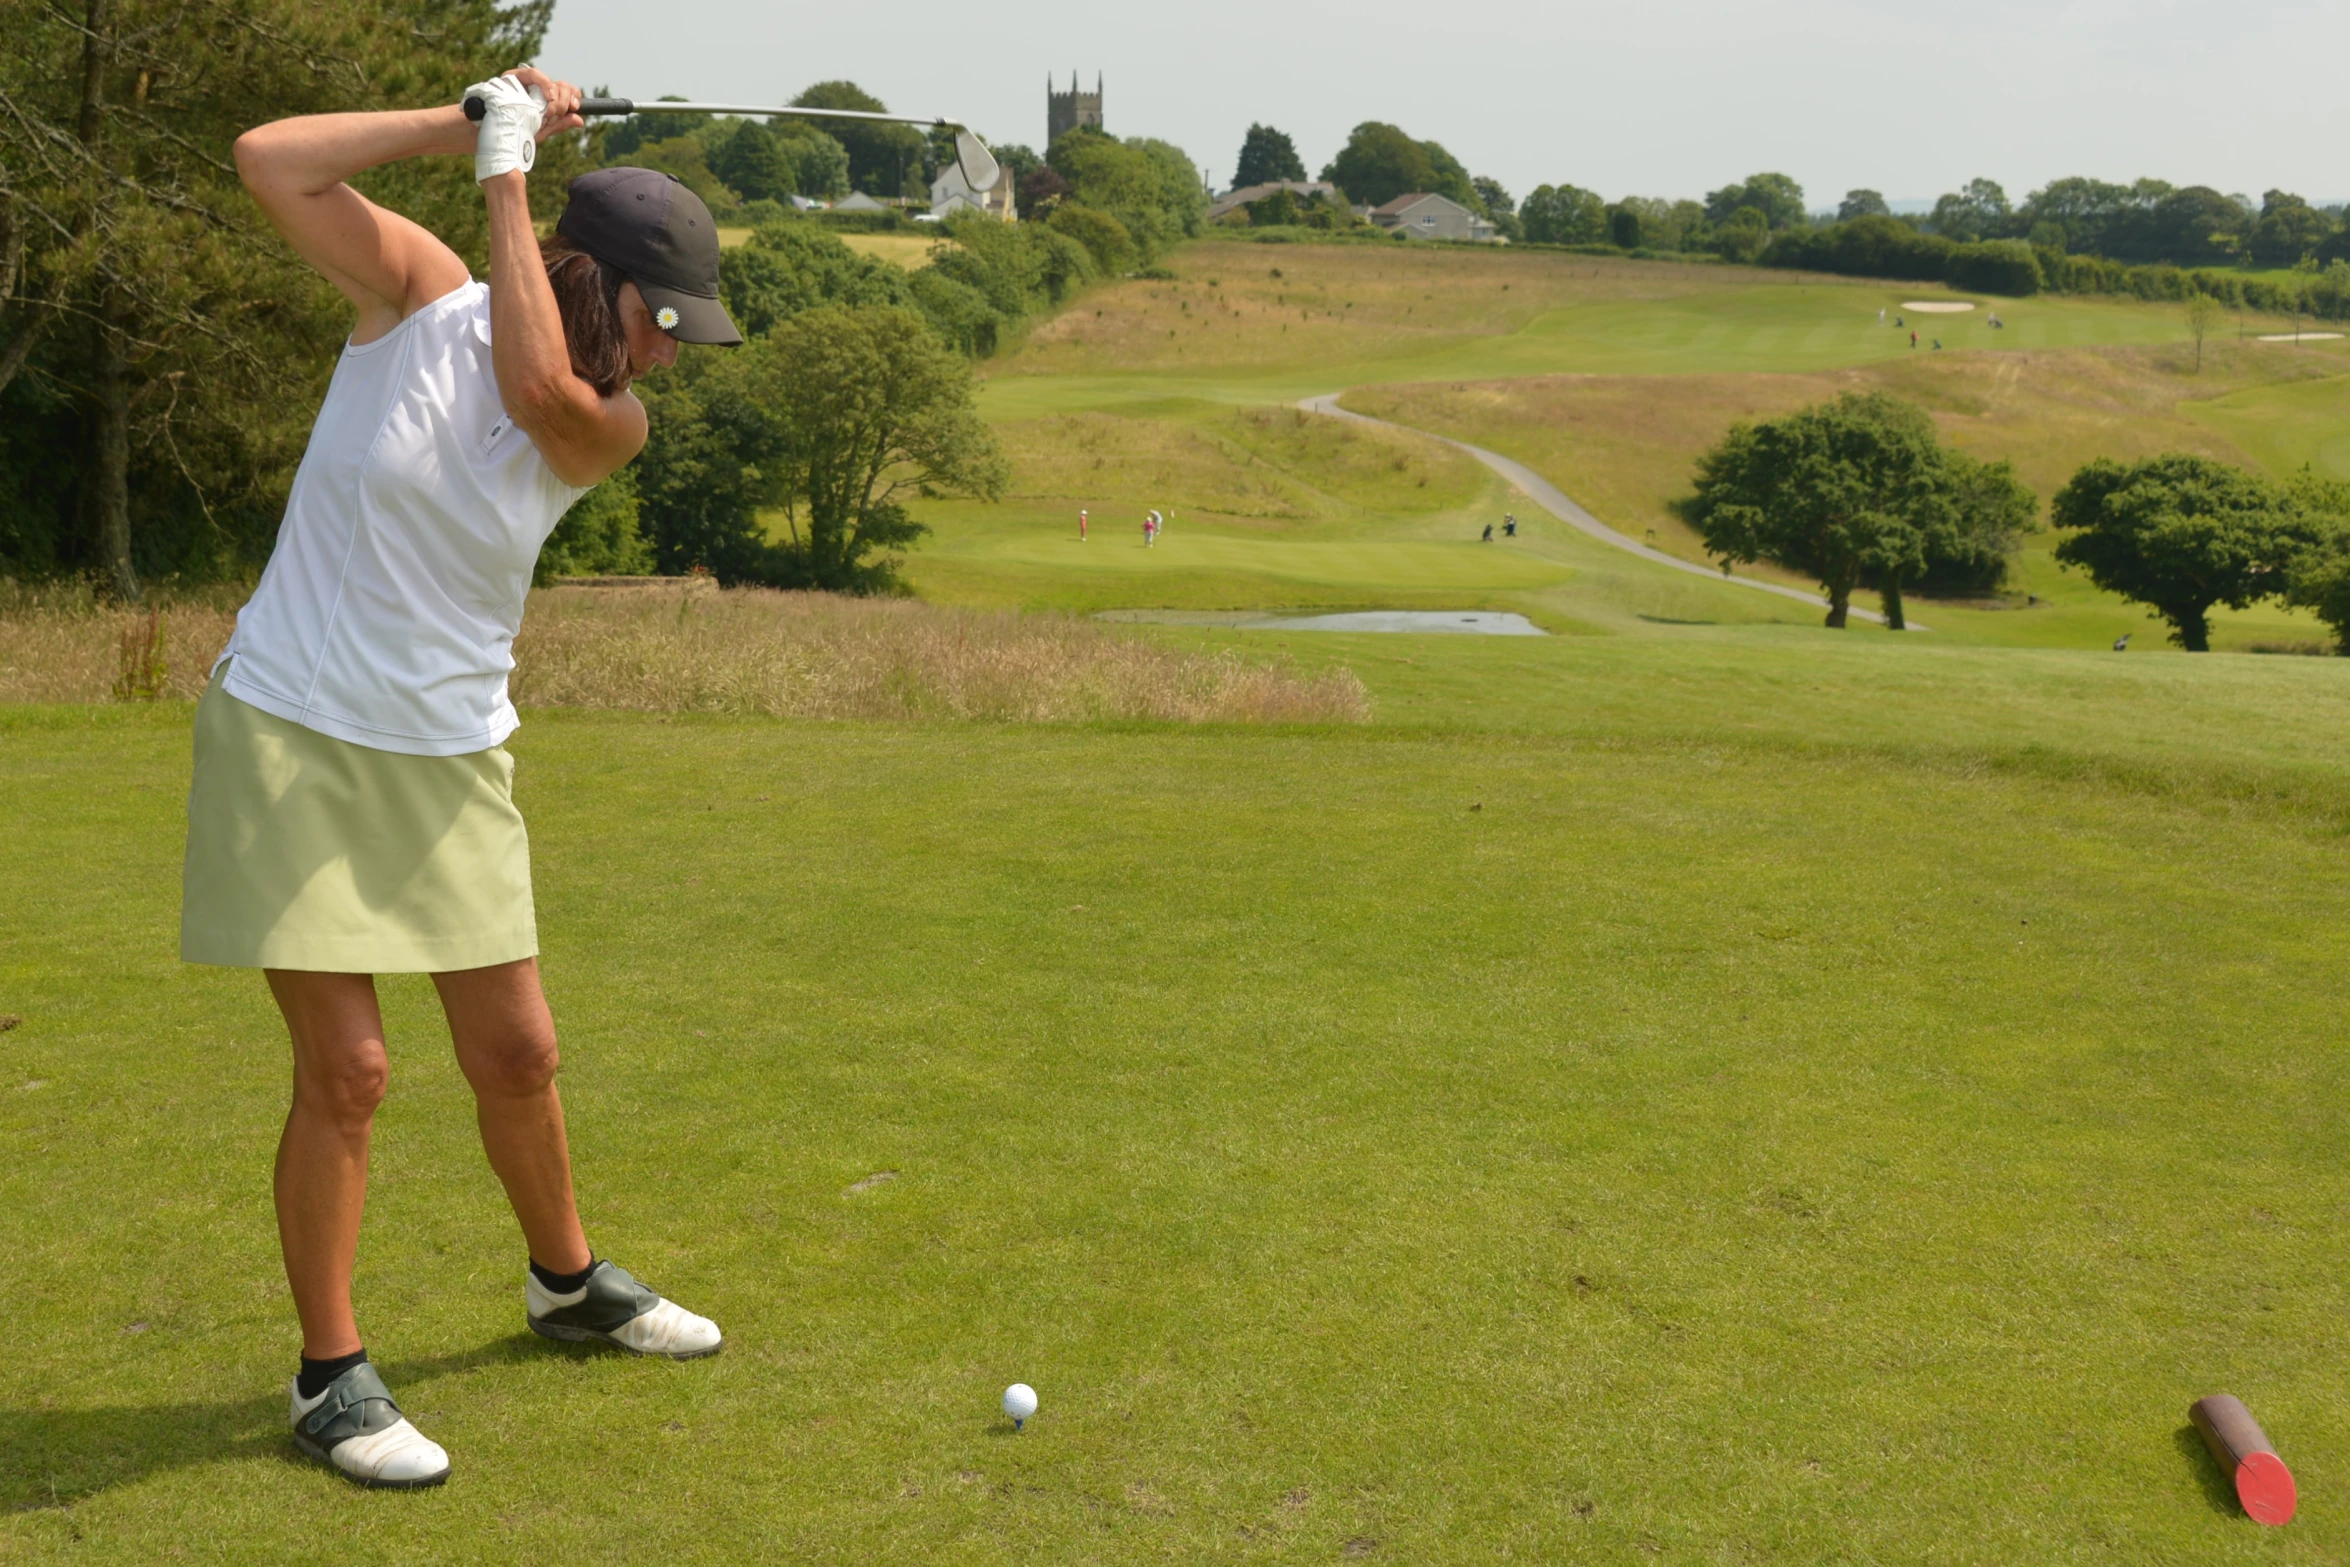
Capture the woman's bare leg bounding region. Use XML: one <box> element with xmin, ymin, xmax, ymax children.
<box><xmin>265</xmin><ymin>970</ymin><xmax>388</xmax><ymax>1359</ymax></box>
<box><xmin>432</xmin><ymin>957</ymin><xmax>591</xmax><ymax>1274</ymax></box>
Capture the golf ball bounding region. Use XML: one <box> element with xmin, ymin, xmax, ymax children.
<box><xmin>1003</xmin><ymin>1383</ymin><xmax>1039</xmax><ymax>1426</ymax></box>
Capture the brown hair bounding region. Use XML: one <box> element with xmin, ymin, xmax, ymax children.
<box><xmin>539</xmin><ymin>234</ymin><xmax>632</xmax><ymax>398</ymax></box>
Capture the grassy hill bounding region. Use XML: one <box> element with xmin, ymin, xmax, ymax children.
<box><xmin>903</xmin><ymin>240</ymin><xmax>2350</xmax><ymax>651</ymax></box>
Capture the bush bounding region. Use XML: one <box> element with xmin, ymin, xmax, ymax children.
<box><xmin>534</xmin><ymin>470</ymin><xmax>653</xmax><ymax>586</ymax></box>
<box><xmin>1048</xmin><ymin>204</ymin><xmax>1138</xmax><ymax>275</ymax></box>
<box><xmin>1947</xmin><ymin>240</ymin><xmax>2042</xmax><ymax>296</ymax></box>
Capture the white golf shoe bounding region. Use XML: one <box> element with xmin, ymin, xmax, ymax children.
<box><xmin>288</xmin><ymin>1362</ymin><xmax>450</xmax><ymax>1489</ymax></box>
<box><xmin>526</xmin><ymin>1260</ymin><xmax>723</xmax><ymax>1359</ymax></box>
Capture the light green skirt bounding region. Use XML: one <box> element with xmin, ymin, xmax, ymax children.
<box><xmin>180</xmin><ymin>662</ymin><xmax>537</xmax><ymax>972</ymax></box>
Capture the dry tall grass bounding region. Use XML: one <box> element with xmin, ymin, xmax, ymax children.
<box><xmin>0</xmin><ymin>580</ymin><xmax>1371</xmax><ymax>725</ymax></box>
<box><xmin>512</xmin><ymin>584</ymin><xmax>1370</xmax><ymax>723</ymax></box>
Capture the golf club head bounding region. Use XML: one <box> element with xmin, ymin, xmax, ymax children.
<box><xmin>954</xmin><ymin>129</ymin><xmax>1002</xmax><ymax>193</ymax></box>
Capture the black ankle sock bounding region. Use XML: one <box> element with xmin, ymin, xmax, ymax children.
<box><xmin>530</xmin><ymin>1257</ymin><xmax>595</xmax><ymax>1294</ymax></box>
<box><xmin>297</xmin><ymin>1347</ymin><xmax>367</xmax><ymax>1401</ymax></box>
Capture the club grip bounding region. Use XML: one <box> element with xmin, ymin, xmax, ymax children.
<box><xmin>463</xmin><ymin>94</ymin><xmax>629</xmax><ymax>122</ymax></box>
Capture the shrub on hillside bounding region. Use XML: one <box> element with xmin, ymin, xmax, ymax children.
<box><xmin>718</xmin><ymin>219</ymin><xmax>910</xmax><ymax>338</ymax></box>
<box><xmin>1049</xmin><ymin>204</ymin><xmax>1138</xmax><ymax>275</ymax></box>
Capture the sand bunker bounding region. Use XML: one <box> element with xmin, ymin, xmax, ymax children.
<box><xmin>2257</xmin><ymin>331</ymin><xmax>2344</xmax><ymax>342</ymax></box>
<box><xmin>1099</xmin><ymin>609</ymin><xmax>1546</xmax><ymax>637</ymax></box>
<box><xmin>1902</xmin><ymin>301</ymin><xmax>1976</xmax><ymax>314</ymax></box>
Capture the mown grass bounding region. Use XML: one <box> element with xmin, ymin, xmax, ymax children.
<box><xmin>4</xmin><ymin>633</ymin><xmax>2347</xmax><ymax>1560</ymax></box>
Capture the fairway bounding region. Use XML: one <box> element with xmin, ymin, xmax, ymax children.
<box><xmin>5</xmin><ymin>635</ymin><xmax>2348</xmax><ymax>1560</ymax></box>
<box><xmin>911</xmin><ymin>242</ymin><xmax>2350</xmax><ymax>652</ymax></box>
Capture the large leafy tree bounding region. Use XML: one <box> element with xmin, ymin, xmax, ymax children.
<box><xmin>1320</xmin><ymin>122</ymin><xmax>1434</xmax><ymax>208</ymax></box>
<box><xmin>636</xmin><ymin>306</ymin><xmax>1006</xmax><ymax>592</ymax></box>
<box><xmin>2249</xmin><ymin>190</ymin><xmax>2336</xmax><ymax>268</ymax></box>
<box><xmin>791</xmin><ymin>80</ymin><xmax>925</xmax><ymax>197</ymax></box>
<box><xmin>1520</xmin><ymin>184</ymin><xmax>1606</xmax><ymax>245</ymax></box>
<box><xmin>1704</xmin><ymin>172</ymin><xmax>1806</xmax><ymax>230</ymax></box>
<box><xmin>1232</xmin><ymin>123</ymin><xmax>1304</xmax><ymax>189</ymax></box>
<box><xmin>1689</xmin><ymin>393</ymin><xmax>2027</xmax><ymax>629</ymax></box>
<box><xmin>2053</xmin><ymin>455</ymin><xmax>2323</xmax><ymax>650</ymax></box>
<box><xmin>0</xmin><ymin>0</ymin><xmax>575</xmax><ymax>595</ymax></box>
<box><xmin>1928</xmin><ymin>177</ymin><xmax>2011</xmax><ymax>242</ymax></box>
<box><xmin>2284</xmin><ymin>482</ymin><xmax>2350</xmax><ymax>652</ymax></box>
<box><xmin>1838</xmin><ymin>189</ymin><xmax>1890</xmax><ymax>221</ymax></box>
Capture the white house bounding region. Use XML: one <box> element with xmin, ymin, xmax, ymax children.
<box><xmin>1370</xmin><ymin>192</ymin><xmax>1501</xmax><ymax>243</ymax></box>
<box><xmin>931</xmin><ymin>163</ymin><xmax>1015</xmax><ymax>222</ymax></box>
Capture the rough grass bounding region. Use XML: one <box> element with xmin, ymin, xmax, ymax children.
<box><xmin>0</xmin><ymin>583</ymin><xmax>1370</xmax><ymax>725</ymax></box>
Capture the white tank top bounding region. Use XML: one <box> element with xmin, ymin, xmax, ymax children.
<box><xmin>219</xmin><ymin>280</ymin><xmax>588</xmax><ymax>756</ymax></box>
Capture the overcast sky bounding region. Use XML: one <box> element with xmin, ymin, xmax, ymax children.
<box><xmin>540</xmin><ymin>0</ymin><xmax>2348</xmax><ymax>208</ymax></box>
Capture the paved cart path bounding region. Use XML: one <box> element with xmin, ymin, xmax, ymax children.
<box><xmin>1297</xmin><ymin>393</ymin><xmax>1915</xmax><ymax>630</ymax></box>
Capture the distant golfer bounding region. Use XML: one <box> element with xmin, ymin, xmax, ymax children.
<box><xmin>1878</xmin><ymin>307</ymin><xmax>1886</xmax><ymax>324</ymax></box>
<box><xmin>1145</xmin><ymin>508</ymin><xmax>1161</xmax><ymax>547</ymax></box>
<box><xmin>1481</xmin><ymin>522</ymin><xmax>1494</xmax><ymax>542</ymax></box>
<box><xmin>1503</xmin><ymin>514</ymin><xmax>1517</xmax><ymax>537</ymax></box>
<box><xmin>1910</xmin><ymin>330</ymin><xmax>1918</xmax><ymax>349</ymax></box>
<box><xmin>1079</xmin><ymin>507</ymin><xmax>1088</xmax><ymax>542</ymax></box>
<box><xmin>188</xmin><ymin>69</ymin><xmax>733</xmax><ymax>1489</ymax></box>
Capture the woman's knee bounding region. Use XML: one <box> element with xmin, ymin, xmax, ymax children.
<box><xmin>294</xmin><ymin>1044</ymin><xmax>389</xmax><ymax>1129</ymax></box>
<box><xmin>460</xmin><ymin>1027</ymin><xmax>561</xmax><ymax>1099</ymax></box>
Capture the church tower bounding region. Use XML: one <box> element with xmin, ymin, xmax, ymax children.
<box><xmin>1046</xmin><ymin>71</ymin><xmax>1103</xmax><ymax>147</ymax></box>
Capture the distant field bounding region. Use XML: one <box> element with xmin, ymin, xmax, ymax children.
<box><xmin>900</xmin><ymin>242</ymin><xmax>2348</xmax><ymax>650</ymax></box>
<box><xmin>714</xmin><ymin>227</ymin><xmax>945</xmax><ymax>269</ymax></box>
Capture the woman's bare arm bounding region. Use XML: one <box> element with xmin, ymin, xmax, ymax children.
<box><xmin>482</xmin><ymin>171</ymin><xmax>646</xmax><ymax>488</ymax></box>
<box><xmin>233</xmin><ymin>108</ymin><xmax>478</xmax><ymax>342</ymax></box>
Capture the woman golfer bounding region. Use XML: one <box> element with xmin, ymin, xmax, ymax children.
<box><xmin>185</xmin><ymin>70</ymin><xmax>738</xmax><ymax>1489</ymax></box>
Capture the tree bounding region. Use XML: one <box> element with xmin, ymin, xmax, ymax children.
<box><xmin>0</xmin><ymin>0</ymin><xmax>571</xmax><ymax>596</ymax></box>
<box><xmin>534</xmin><ymin>470</ymin><xmax>652</xmax><ymax>585</ymax></box>
<box><xmin>1608</xmin><ymin>206</ymin><xmax>1642</xmax><ymax>249</ymax></box>
<box><xmin>1520</xmin><ymin>184</ymin><xmax>1607</xmax><ymax>245</ymax></box>
<box><xmin>719</xmin><ymin>220</ymin><xmax>912</xmax><ymax>339</ymax></box>
<box><xmin>637</xmin><ymin>306</ymin><xmax>1006</xmax><ymax>590</ymax></box>
<box><xmin>1321</xmin><ymin>122</ymin><xmax>1436</xmax><ymax>208</ymax></box>
<box><xmin>2052</xmin><ymin>454</ymin><xmax>2320</xmax><ymax>650</ymax></box>
<box><xmin>2283</xmin><ymin>482</ymin><xmax>2350</xmax><ymax>652</ymax></box>
<box><xmin>601</xmin><ymin>97</ymin><xmax>707</xmax><ymax>160</ymax></box>
<box><xmin>710</xmin><ymin>120</ymin><xmax>794</xmax><ymax>203</ymax></box>
<box><xmin>1048</xmin><ymin>204</ymin><xmax>1135</xmax><ymax>275</ymax></box>
<box><xmin>1018</xmin><ymin>164</ymin><xmax>1072</xmax><ymax>220</ymax></box>
<box><xmin>792</xmin><ymin>80</ymin><xmax>926</xmax><ymax>196</ymax></box>
<box><xmin>1688</xmin><ymin>392</ymin><xmax>2015</xmax><ymax>629</ymax></box>
<box><xmin>1838</xmin><ymin>189</ymin><xmax>1890</xmax><ymax>221</ymax></box>
<box><xmin>2183</xmin><ymin>293</ymin><xmax>2221</xmax><ymax>372</ymax></box>
<box><xmin>1048</xmin><ymin>131</ymin><xmax>1202</xmax><ymax>261</ymax></box>
<box><xmin>1928</xmin><ymin>178</ymin><xmax>2010</xmax><ymax>242</ymax></box>
<box><xmin>1705</xmin><ymin>173</ymin><xmax>1805</xmax><ymax>230</ymax></box>
<box><xmin>1233</xmin><ymin>123</ymin><xmax>1305</xmax><ymax>188</ymax></box>
<box><xmin>2249</xmin><ymin>190</ymin><xmax>2335</xmax><ymax>268</ymax></box>
<box><xmin>1712</xmin><ymin>206</ymin><xmax>1770</xmax><ymax>263</ymax></box>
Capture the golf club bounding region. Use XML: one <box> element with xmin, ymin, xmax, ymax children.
<box><xmin>464</xmin><ymin>93</ymin><xmax>1003</xmax><ymax>192</ymax></box>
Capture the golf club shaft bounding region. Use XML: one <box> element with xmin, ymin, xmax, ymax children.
<box><xmin>466</xmin><ymin>95</ymin><xmax>962</xmax><ymax>131</ymax></box>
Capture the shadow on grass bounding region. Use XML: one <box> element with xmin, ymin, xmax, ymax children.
<box><xmin>0</xmin><ymin>1333</ymin><xmax>550</xmax><ymax>1512</ymax></box>
<box><xmin>2172</xmin><ymin>1423</ymin><xmax>2241</xmax><ymax>1519</ymax></box>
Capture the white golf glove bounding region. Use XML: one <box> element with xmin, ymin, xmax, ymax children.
<box><xmin>466</xmin><ymin>75</ymin><xmax>544</xmax><ymax>183</ymax></box>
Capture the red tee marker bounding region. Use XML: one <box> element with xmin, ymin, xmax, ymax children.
<box><xmin>2190</xmin><ymin>1395</ymin><xmax>2296</xmax><ymax>1526</ymax></box>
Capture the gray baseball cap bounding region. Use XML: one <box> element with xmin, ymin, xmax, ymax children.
<box><xmin>556</xmin><ymin>167</ymin><xmax>743</xmax><ymax>346</ymax></box>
